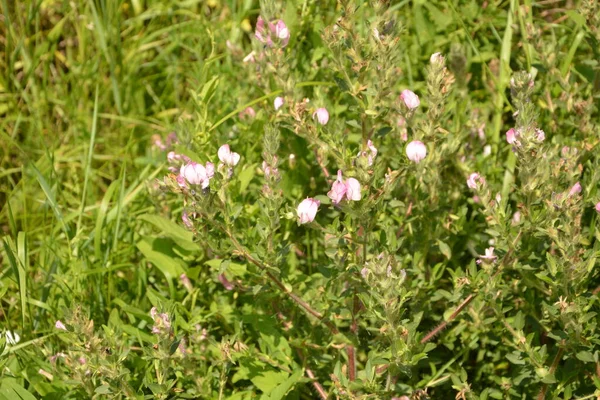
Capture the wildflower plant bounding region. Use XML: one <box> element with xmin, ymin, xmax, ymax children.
<box><xmin>1</xmin><ymin>0</ymin><xmax>599</xmax><ymax>399</ymax></box>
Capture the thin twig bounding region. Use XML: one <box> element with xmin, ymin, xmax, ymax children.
<box><xmin>225</xmin><ymin>229</ymin><xmax>339</xmax><ymax>334</ymax></box>
<box><xmin>537</xmin><ymin>347</ymin><xmax>563</xmax><ymax>400</ymax></box>
<box><xmin>306</xmin><ymin>367</ymin><xmax>328</xmax><ymax>400</ymax></box>
<box><xmin>347</xmin><ymin>345</ymin><xmax>356</xmax><ymax>381</ymax></box>
<box><xmin>420</xmin><ymin>294</ymin><xmax>475</xmax><ymax>344</ymax></box>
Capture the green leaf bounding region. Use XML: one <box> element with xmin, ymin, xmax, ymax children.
<box><xmin>437</xmin><ymin>240</ymin><xmax>452</xmax><ymax>260</ymax></box>
<box><xmin>261</xmin><ymin>368</ymin><xmax>302</xmax><ymax>400</ymax></box>
<box><xmin>251</xmin><ymin>370</ymin><xmax>289</xmax><ymax>394</ymax></box>
<box><xmin>137</xmin><ymin>237</ymin><xmax>186</xmax><ymax>286</ymax></box>
<box><xmin>0</xmin><ymin>379</ymin><xmax>37</xmax><ymax>400</ymax></box>
<box><xmin>237</xmin><ymin>164</ymin><xmax>256</xmax><ymax>193</ymax></box>
<box><xmin>139</xmin><ymin>214</ymin><xmax>197</xmax><ymax>251</ymax></box>
<box><xmin>576</xmin><ymin>351</ymin><xmax>595</xmax><ymax>363</ymax></box>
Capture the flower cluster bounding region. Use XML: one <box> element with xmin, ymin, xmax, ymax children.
<box><xmin>255</xmin><ymin>17</ymin><xmax>290</xmax><ymax>48</ymax></box>
<box><xmin>150</xmin><ymin>307</ymin><xmax>171</xmax><ymax>336</ymax></box>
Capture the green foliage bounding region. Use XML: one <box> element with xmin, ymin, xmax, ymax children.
<box><xmin>1</xmin><ymin>0</ymin><xmax>599</xmax><ymax>399</ymax></box>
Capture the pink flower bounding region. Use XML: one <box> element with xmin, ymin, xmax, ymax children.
<box><xmin>55</xmin><ymin>320</ymin><xmax>67</xmax><ymax>331</ymax></box>
<box><xmin>255</xmin><ymin>17</ymin><xmax>290</xmax><ymax>48</ymax></box>
<box><xmin>400</xmin><ymin>89</ymin><xmax>420</xmax><ymax>110</ymax></box>
<box><xmin>405</xmin><ymin>140</ymin><xmax>427</xmax><ymax>163</ymax></box>
<box><xmin>239</xmin><ymin>106</ymin><xmax>256</xmax><ymax>120</ymax></box>
<box><xmin>180</xmin><ymin>162</ymin><xmax>212</xmax><ymax>188</ymax></box>
<box><xmin>274</xmin><ymin>96</ymin><xmax>284</xmax><ymax>110</ymax></box>
<box><xmin>361</xmin><ymin>267</ymin><xmax>369</xmax><ymax>279</ymax></box>
<box><xmin>297</xmin><ymin>198</ymin><xmax>320</xmax><ymax>224</ymax></box>
<box><xmin>467</xmin><ymin>173</ymin><xmax>484</xmax><ymax>190</ymax></box>
<box><xmin>535</xmin><ymin>128</ymin><xmax>545</xmax><ymax>142</ymax></box>
<box><xmin>478</xmin><ymin>247</ymin><xmax>497</xmax><ymax>264</ymax></box>
<box><xmin>327</xmin><ymin>170</ymin><xmax>362</xmax><ymax>204</ymax></box>
<box><xmin>346</xmin><ymin>178</ymin><xmax>362</xmax><ymax>201</ymax></box>
<box><xmin>218</xmin><ymin>144</ymin><xmax>240</xmax><ymax>167</ymax></box>
<box><xmin>313</xmin><ymin>108</ymin><xmax>329</xmax><ymax>125</ymax></box>
<box><xmin>506</xmin><ymin>128</ymin><xmax>519</xmax><ymax>145</ymax></box>
<box><xmin>262</xmin><ymin>159</ymin><xmax>279</xmax><ymax>180</ymax></box>
<box><xmin>167</xmin><ymin>152</ymin><xmax>191</xmax><ymax>173</ymax></box>
<box><xmin>176</xmin><ymin>174</ymin><xmax>187</xmax><ymax>188</ymax></box>
<box><xmin>328</xmin><ymin>170</ymin><xmax>347</xmax><ymax>204</ymax></box>
<box><xmin>595</xmin><ymin>202</ymin><xmax>600</xmax><ymax>213</ymax></box>
<box><xmin>356</xmin><ymin>140</ymin><xmax>378</xmax><ymax>166</ymax></box>
<box><xmin>569</xmin><ymin>182</ymin><xmax>582</xmax><ymax>197</ymax></box>
<box><xmin>152</xmin><ymin>134</ymin><xmax>166</xmax><ymax>151</ymax></box>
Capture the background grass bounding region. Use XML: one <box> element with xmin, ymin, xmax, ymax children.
<box><xmin>1</xmin><ymin>0</ymin><xmax>599</xmax><ymax>398</ymax></box>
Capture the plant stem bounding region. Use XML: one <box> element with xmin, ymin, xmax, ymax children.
<box><xmin>224</xmin><ymin>228</ymin><xmax>339</xmax><ymax>335</ymax></box>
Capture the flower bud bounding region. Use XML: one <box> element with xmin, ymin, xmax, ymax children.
<box><xmin>400</xmin><ymin>89</ymin><xmax>420</xmax><ymax>110</ymax></box>
<box><xmin>297</xmin><ymin>198</ymin><xmax>320</xmax><ymax>224</ymax></box>
<box><xmin>569</xmin><ymin>182</ymin><xmax>582</xmax><ymax>197</ymax></box>
<box><xmin>313</xmin><ymin>108</ymin><xmax>329</xmax><ymax>125</ymax></box>
<box><xmin>595</xmin><ymin>202</ymin><xmax>600</xmax><ymax>213</ymax></box>
<box><xmin>430</xmin><ymin>52</ymin><xmax>444</xmax><ymax>65</ymax></box>
<box><xmin>406</xmin><ymin>140</ymin><xmax>427</xmax><ymax>163</ymax></box>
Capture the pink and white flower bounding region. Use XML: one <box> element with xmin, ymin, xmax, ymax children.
<box><xmin>327</xmin><ymin>170</ymin><xmax>362</xmax><ymax>204</ymax></box>
<box><xmin>274</xmin><ymin>96</ymin><xmax>284</xmax><ymax>110</ymax></box>
<box><xmin>595</xmin><ymin>202</ymin><xmax>600</xmax><ymax>213</ymax></box>
<box><xmin>478</xmin><ymin>247</ymin><xmax>497</xmax><ymax>264</ymax></box>
<box><xmin>180</xmin><ymin>162</ymin><xmax>212</xmax><ymax>189</ymax></box>
<box><xmin>346</xmin><ymin>178</ymin><xmax>362</xmax><ymax>201</ymax></box>
<box><xmin>313</xmin><ymin>108</ymin><xmax>329</xmax><ymax>125</ymax></box>
<box><xmin>328</xmin><ymin>170</ymin><xmax>348</xmax><ymax>204</ymax></box>
<box><xmin>55</xmin><ymin>320</ymin><xmax>67</xmax><ymax>331</ymax></box>
<box><xmin>356</xmin><ymin>140</ymin><xmax>378</xmax><ymax>166</ymax></box>
<box><xmin>467</xmin><ymin>173</ymin><xmax>485</xmax><ymax>190</ymax></box>
<box><xmin>535</xmin><ymin>128</ymin><xmax>545</xmax><ymax>142</ymax></box>
<box><xmin>400</xmin><ymin>90</ymin><xmax>420</xmax><ymax>110</ymax></box>
<box><xmin>506</xmin><ymin>128</ymin><xmax>519</xmax><ymax>145</ymax></box>
<box><xmin>218</xmin><ymin>144</ymin><xmax>240</xmax><ymax>167</ymax></box>
<box><xmin>297</xmin><ymin>198</ymin><xmax>320</xmax><ymax>224</ymax></box>
<box><xmin>406</xmin><ymin>140</ymin><xmax>427</xmax><ymax>163</ymax></box>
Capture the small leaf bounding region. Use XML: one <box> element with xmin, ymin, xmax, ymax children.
<box><xmin>576</xmin><ymin>351</ymin><xmax>595</xmax><ymax>363</ymax></box>
<box><xmin>437</xmin><ymin>240</ymin><xmax>452</xmax><ymax>259</ymax></box>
